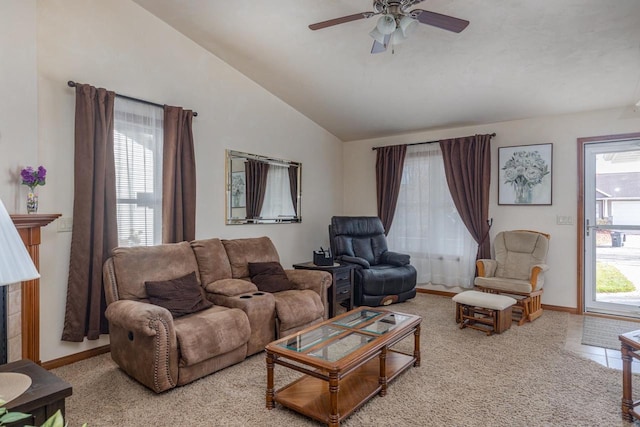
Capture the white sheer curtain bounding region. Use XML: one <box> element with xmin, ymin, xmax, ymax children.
<box><xmin>387</xmin><ymin>144</ymin><xmax>477</xmax><ymax>288</ymax></box>
<box><xmin>113</xmin><ymin>97</ymin><xmax>163</xmax><ymax>246</ymax></box>
<box><xmin>260</xmin><ymin>164</ymin><xmax>296</xmax><ymax>219</ymax></box>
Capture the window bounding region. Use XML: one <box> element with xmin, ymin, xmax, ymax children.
<box><xmin>387</xmin><ymin>144</ymin><xmax>477</xmax><ymax>288</ymax></box>
<box><xmin>259</xmin><ymin>164</ymin><xmax>296</xmax><ymax>219</ymax></box>
<box><xmin>113</xmin><ymin>98</ymin><xmax>163</xmax><ymax>246</ymax></box>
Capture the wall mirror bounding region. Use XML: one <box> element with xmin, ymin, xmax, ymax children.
<box><xmin>226</xmin><ymin>149</ymin><xmax>301</xmax><ymax>225</ymax></box>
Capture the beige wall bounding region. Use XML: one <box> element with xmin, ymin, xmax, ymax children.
<box><xmin>23</xmin><ymin>0</ymin><xmax>343</xmax><ymax>362</ymax></box>
<box><xmin>343</xmin><ymin>107</ymin><xmax>640</xmax><ymax>309</ymax></box>
<box><xmin>0</xmin><ymin>0</ymin><xmax>38</xmax><ymax>208</ymax></box>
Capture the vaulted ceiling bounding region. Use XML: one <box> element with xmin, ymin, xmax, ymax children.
<box><xmin>132</xmin><ymin>0</ymin><xmax>640</xmax><ymax>141</ymax></box>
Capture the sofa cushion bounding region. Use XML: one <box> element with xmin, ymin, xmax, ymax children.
<box><xmin>222</xmin><ymin>237</ymin><xmax>280</xmax><ymax>279</ymax></box>
<box><xmin>274</xmin><ymin>289</ymin><xmax>324</xmax><ymax>331</ymax></box>
<box><xmin>248</xmin><ymin>262</ymin><xmax>296</xmax><ymax>293</ymax></box>
<box><xmin>190</xmin><ymin>238</ymin><xmax>233</xmax><ymax>284</ymax></box>
<box><xmin>474</xmin><ymin>276</ymin><xmax>534</xmax><ymax>293</ymax></box>
<box><xmin>174</xmin><ymin>306</ymin><xmax>250</xmax><ymax>366</ymax></box>
<box><xmin>145</xmin><ymin>271</ymin><xmax>213</xmax><ymax>318</ymax></box>
<box><xmin>111</xmin><ymin>242</ymin><xmax>200</xmax><ymax>301</ymax></box>
<box><xmin>204</xmin><ymin>278</ymin><xmax>257</xmax><ymax>296</ymax></box>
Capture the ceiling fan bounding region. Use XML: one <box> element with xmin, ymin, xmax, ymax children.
<box><xmin>309</xmin><ymin>0</ymin><xmax>469</xmax><ymax>54</ymax></box>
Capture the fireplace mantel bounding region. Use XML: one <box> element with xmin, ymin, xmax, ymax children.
<box><xmin>10</xmin><ymin>213</ymin><xmax>61</xmax><ymax>364</ymax></box>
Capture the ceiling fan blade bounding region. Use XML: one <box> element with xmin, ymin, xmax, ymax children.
<box><xmin>411</xmin><ymin>9</ymin><xmax>469</xmax><ymax>33</ymax></box>
<box><xmin>371</xmin><ymin>40</ymin><xmax>386</xmax><ymax>54</ymax></box>
<box><xmin>371</xmin><ymin>34</ymin><xmax>391</xmax><ymax>54</ymax></box>
<box><xmin>309</xmin><ymin>12</ymin><xmax>374</xmax><ymax>30</ymax></box>
<box><xmin>404</xmin><ymin>0</ymin><xmax>426</xmax><ymax>7</ymax></box>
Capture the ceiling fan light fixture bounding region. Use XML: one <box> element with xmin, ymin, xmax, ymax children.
<box><xmin>398</xmin><ymin>15</ymin><xmax>417</xmax><ymax>37</ymax></box>
<box><xmin>391</xmin><ymin>27</ymin><xmax>407</xmax><ymax>45</ymax></box>
<box><xmin>376</xmin><ymin>14</ymin><xmax>397</xmax><ymax>35</ymax></box>
<box><xmin>307</xmin><ymin>2</ymin><xmax>470</xmax><ymax>54</ymax></box>
<box><xmin>369</xmin><ymin>27</ymin><xmax>387</xmax><ymax>44</ymax></box>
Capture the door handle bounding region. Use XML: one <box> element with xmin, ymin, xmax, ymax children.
<box><xmin>586</xmin><ymin>219</ymin><xmax>604</xmax><ymax>236</ymax></box>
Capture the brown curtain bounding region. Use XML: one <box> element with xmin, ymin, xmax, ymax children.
<box><xmin>288</xmin><ymin>165</ymin><xmax>298</xmax><ymax>214</ymax></box>
<box><xmin>245</xmin><ymin>159</ymin><xmax>269</xmax><ymax>219</ymax></box>
<box><xmin>162</xmin><ymin>105</ymin><xmax>196</xmax><ymax>243</ymax></box>
<box><xmin>440</xmin><ymin>134</ymin><xmax>492</xmax><ymax>260</ymax></box>
<box><xmin>376</xmin><ymin>144</ymin><xmax>407</xmax><ymax>235</ymax></box>
<box><xmin>62</xmin><ymin>84</ymin><xmax>117</xmax><ymax>342</ymax></box>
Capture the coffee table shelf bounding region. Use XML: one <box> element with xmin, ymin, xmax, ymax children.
<box><xmin>266</xmin><ymin>307</ymin><xmax>421</xmax><ymax>426</ymax></box>
<box><xmin>274</xmin><ymin>350</ymin><xmax>414</xmax><ymax>424</ymax></box>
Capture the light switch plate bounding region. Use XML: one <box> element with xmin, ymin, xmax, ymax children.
<box><xmin>57</xmin><ymin>217</ymin><xmax>73</xmax><ymax>232</ymax></box>
<box><xmin>556</xmin><ymin>215</ymin><xmax>574</xmax><ymax>225</ymax></box>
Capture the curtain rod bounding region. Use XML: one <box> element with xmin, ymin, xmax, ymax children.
<box><xmin>67</xmin><ymin>81</ymin><xmax>198</xmax><ymax>117</ymax></box>
<box><xmin>371</xmin><ymin>133</ymin><xmax>496</xmax><ymax>150</ymax></box>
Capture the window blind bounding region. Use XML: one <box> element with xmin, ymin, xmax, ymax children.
<box><xmin>113</xmin><ymin>97</ymin><xmax>163</xmax><ymax>246</ymax></box>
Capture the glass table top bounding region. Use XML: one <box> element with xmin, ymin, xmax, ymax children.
<box><xmin>360</xmin><ymin>312</ymin><xmax>412</xmax><ymax>335</ymax></box>
<box><xmin>280</xmin><ymin>325</ymin><xmax>343</xmax><ymax>352</ymax></box>
<box><xmin>308</xmin><ymin>332</ymin><xmax>376</xmax><ymax>362</ymax></box>
<box><xmin>274</xmin><ymin>309</ymin><xmax>414</xmax><ymax>362</ymax></box>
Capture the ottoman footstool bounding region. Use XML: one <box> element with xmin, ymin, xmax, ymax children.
<box><xmin>452</xmin><ymin>290</ymin><xmax>517</xmax><ymax>336</ymax></box>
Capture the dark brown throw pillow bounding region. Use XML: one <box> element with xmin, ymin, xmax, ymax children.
<box><xmin>248</xmin><ymin>262</ymin><xmax>296</xmax><ymax>293</ymax></box>
<box><xmin>145</xmin><ymin>271</ymin><xmax>213</xmax><ymax>318</ymax></box>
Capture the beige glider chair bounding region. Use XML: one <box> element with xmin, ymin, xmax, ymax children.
<box><xmin>474</xmin><ymin>230</ymin><xmax>550</xmax><ymax>325</ymax></box>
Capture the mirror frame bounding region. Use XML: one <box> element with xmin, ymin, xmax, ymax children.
<box><xmin>225</xmin><ymin>149</ymin><xmax>302</xmax><ymax>225</ymax></box>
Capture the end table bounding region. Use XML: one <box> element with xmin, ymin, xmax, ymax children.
<box><xmin>293</xmin><ymin>262</ymin><xmax>355</xmax><ymax>318</ymax></box>
<box><xmin>0</xmin><ymin>359</ymin><xmax>72</xmax><ymax>427</ymax></box>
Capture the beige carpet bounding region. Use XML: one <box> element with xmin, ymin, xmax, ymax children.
<box><xmin>52</xmin><ymin>294</ymin><xmax>636</xmax><ymax>426</ymax></box>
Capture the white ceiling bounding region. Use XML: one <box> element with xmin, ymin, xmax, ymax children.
<box><xmin>132</xmin><ymin>0</ymin><xmax>640</xmax><ymax>141</ymax></box>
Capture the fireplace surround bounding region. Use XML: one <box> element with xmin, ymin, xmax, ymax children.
<box><xmin>9</xmin><ymin>213</ymin><xmax>60</xmax><ymax>364</ymax></box>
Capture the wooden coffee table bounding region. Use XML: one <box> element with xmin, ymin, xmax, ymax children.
<box><xmin>265</xmin><ymin>306</ymin><xmax>421</xmax><ymax>426</ymax></box>
<box><xmin>620</xmin><ymin>330</ymin><xmax>640</xmax><ymax>421</ymax></box>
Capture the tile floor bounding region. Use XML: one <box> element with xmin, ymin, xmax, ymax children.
<box><xmin>565</xmin><ymin>313</ymin><xmax>639</xmax><ymax>370</ymax></box>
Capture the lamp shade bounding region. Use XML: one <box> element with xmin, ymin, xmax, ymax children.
<box><xmin>376</xmin><ymin>14</ymin><xmax>397</xmax><ymax>35</ymax></box>
<box><xmin>0</xmin><ymin>199</ymin><xmax>39</xmax><ymax>285</ymax></box>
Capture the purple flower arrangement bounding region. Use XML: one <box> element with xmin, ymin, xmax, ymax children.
<box><xmin>21</xmin><ymin>165</ymin><xmax>47</xmax><ymax>190</ymax></box>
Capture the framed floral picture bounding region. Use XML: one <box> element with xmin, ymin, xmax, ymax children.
<box><xmin>231</xmin><ymin>171</ymin><xmax>246</xmax><ymax>208</ymax></box>
<box><xmin>498</xmin><ymin>143</ymin><xmax>552</xmax><ymax>205</ymax></box>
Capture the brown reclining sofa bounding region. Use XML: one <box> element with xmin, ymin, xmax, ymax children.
<box><xmin>103</xmin><ymin>236</ymin><xmax>330</xmax><ymax>393</ymax></box>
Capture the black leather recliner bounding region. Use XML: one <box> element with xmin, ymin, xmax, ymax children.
<box><xmin>329</xmin><ymin>216</ymin><xmax>417</xmax><ymax>307</ymax></box>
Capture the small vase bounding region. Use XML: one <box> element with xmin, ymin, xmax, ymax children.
<box><xmin>514</xmin><ymin>183</ymin><xmax>532</xmax><ymax>204</ymax></box>
<box><xmin>26</xmin><ymin>189</ymin><xmax>38</xmax><ymax>214</ymax></box>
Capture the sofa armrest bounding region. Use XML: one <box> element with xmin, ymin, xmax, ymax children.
<box><xmin>285</xmin><ymin>269</ymin><xmax>332</xmax><ymax>318</ymax></box>
<box><xmin>381</xmin><ymin>251</ymin><xmax>410</xmax><ymax>266</ymax></box>
<box><xmin>476</xmin><ymin>259</ymin><xmax>497</xmax><ymax>277</ymax></box>
<box><xmin>339</xmin><ymin>255</ymin><xmax>370</xmax><ymax>269</ymax></box>
<box><xmin>530</xmin><ymin>264</ymin><xmax>549</xmax><ymax>291</ymax></box>
<box><xmin>105</xmin><ymin>299</ymin><xmax>174</xmax><ymax>336</ymax></box>
<box><xmin>105</xmin><ymin>299</ymin><xmax>179</xmax><ymax>393</ymax></box>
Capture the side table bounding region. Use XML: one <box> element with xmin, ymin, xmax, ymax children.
<box><xmin>0</xmin><ymin>359</ymin><xmax>72</xmax><ymax>426</ymax></box>
<box><xmin>620</xmin><ymin>330</ymin><xmax>640</xmax><ymax>421</ymax></box>
<box><xmin>293</xmin><ymin>262</ymin><xmax>355</xmax><ymax>318</ymax></box>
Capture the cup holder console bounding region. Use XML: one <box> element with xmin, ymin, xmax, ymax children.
<box><xmin>239</xmin><ymin>292</ymin><xmax>266</xmax><ymax>299</ymax></box>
